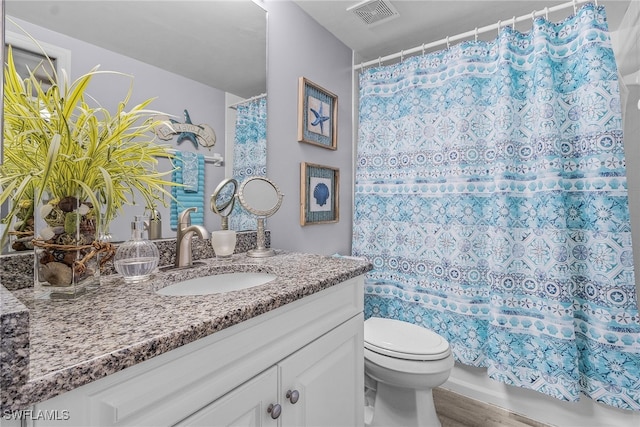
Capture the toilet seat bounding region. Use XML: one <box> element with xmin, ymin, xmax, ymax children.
<box><xmin>364</xmin><ymin>317</ymin><xmax>450</xmax><ymax>361</ymax></box>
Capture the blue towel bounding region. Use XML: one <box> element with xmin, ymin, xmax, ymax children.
<box><xmin>171</xmin><ymin>152</ymin><xmax>205</xmax><ymax>229</ymax></box>
<box><xmin>181</xmin><ymin>151</ymin><xmax>199</xmax><ymax>192</ymax></box>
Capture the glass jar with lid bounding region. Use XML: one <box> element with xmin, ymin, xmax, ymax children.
<box><xmin>114</xmin><ymin>216</ymin><xmax>159</xmax><ymax>283</ymax></box>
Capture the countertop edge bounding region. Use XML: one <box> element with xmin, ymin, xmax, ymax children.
<box><xmin>1</xmin><ymin>285</ymin><xmax>30</xmax><ymax>405</ymax></box>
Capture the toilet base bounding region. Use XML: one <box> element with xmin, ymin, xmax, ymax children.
<box><xmin>366</xmin><ymin>380</ymin><xmax>441</xmax><ymax>427</ymax></box>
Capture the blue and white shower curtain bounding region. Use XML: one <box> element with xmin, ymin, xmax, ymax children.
<box><xmin>230</xmin><ymin>96</ymin><xmax>267</xmax><ymax>231</ymax></box>
<box><xmin>354</xmin><ymin>3</ymin><xmax>640</xmax><ymax>410</ymax></box>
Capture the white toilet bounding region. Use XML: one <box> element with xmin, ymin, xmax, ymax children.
<box><xmin>364</xmin><ymin>317</ymin><xmax>454</xmax><ymax>427</ymax></box>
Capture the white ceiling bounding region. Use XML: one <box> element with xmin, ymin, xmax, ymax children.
<box><xmin>5</xmin><ymin>1</ymin><xmax>633</xmax><ymax>98</ymax></box>
<box><xmin>295</xmin><ymin>0</ymin><xmax>633</xmax><ymax>65</ymax></box>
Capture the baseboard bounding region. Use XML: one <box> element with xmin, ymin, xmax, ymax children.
<box><xmin>440</xmin><ymin>364</ymin><xmax>640</xmax><ymax>427</ymax></box>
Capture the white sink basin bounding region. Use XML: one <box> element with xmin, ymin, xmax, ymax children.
<box><xmin>157</xmin><ymin>272</ymin><xmax>277</xmax><ymax>296</ymax></box>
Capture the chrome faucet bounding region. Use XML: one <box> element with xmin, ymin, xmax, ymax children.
<box><xmin>175</xmin><ymin>207</ymin><xmax>209</xmax><ymax>267</ymax></box>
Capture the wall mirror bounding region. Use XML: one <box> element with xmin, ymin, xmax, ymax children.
<box><xmin>238</xmin><ymin>177</ymin><xmax>283</xmax><ymax>258</ymax></box>
<box><xmin>1</xmin><ymin>0</ymin><xmax>267</xmax><ymax>251</ymax></box>
<box><xmin>4</xmin><ymin>1</ymin><xmax>266</xmax><ymax>99</ymax></box>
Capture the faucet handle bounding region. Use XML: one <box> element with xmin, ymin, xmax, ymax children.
<box><xmin>178</xmin><ymin>207</ymin><xmax>197</xmax><ymax>226</ymax></box>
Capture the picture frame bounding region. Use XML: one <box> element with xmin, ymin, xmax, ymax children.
<box><xmin>297</xmin><ymin>77</ymin><xmax>338</xmax><ymax>150</ymax></box>
<box><xmin>300</xmin><ymin>162</ymin><xmax>339</xmax><ymax>225</ymax></box>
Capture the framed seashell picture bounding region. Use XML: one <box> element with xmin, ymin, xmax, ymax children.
<box><xmin>300</xmin><ymin>162</ymin><xmax>339</xmax><ymax>225</ymax></box>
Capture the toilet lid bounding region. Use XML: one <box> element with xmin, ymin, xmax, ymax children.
<box><xmin>364</xmin><ymin>317</ymin><xmax>450</xmax><ymax>361</ymax></box>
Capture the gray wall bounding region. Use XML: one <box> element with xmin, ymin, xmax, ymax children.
<box><xmin>265</xmin><ymin>1</ymin><xmax>354</xmax><ymax>256</ymax></box>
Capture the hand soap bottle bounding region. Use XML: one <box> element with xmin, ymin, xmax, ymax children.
<box><xmin>114</xmin><ymin>216</ymin><xmax>160</xmax><ymax>283</ymax></box>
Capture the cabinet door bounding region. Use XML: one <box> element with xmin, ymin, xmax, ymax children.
<box><xmin>279</xmin><ymin>314</ymin><xmax>364</xmax><ymax>427</ymax></box>
<box><xmin>176</xmin><ymin>367</ymin><xmax>279</xmax><ymax>427</ymax></box>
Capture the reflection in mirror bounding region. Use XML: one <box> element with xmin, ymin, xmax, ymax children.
<box><xmin>2</xmin><ymin>1</ymin><xmax>267</xmax><ymax>248</ymax></box>
<box><xmin>4</xmin><ymin>1</ymin><xmax>266</xmax><ymax>98</ymax></box>
<box><xmin>210</xmin><ymin>178</ymin><xmax>238</xmax><ymax>230</ymax></box>
<box><xmin>228</xmin><ymin>95</ymin><xmax>268</xmax><ymax>232</ymax></box>
<box><xmin>239</xmin><ymin>177</ymin><xmax>283</xmax><ymax>217</ymax></box>
<box><xmin>238</xmin><ymin>177</ymin><xmax>284</xmax><ymax>258</ymax></box>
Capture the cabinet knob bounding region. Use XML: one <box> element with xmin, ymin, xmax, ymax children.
<box><xmin>286</xmin><ymin>389</ymin><xmax>300</xmax><ymax>404</ymax></box>
<box><xmin>267</xmin><ymin>403</ymin><xmax>282</xmax><ymax>419</ymax></box>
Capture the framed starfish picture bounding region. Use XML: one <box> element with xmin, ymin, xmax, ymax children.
<box><xmin>300</xmin><ymin>162</ymin><xmax>339</xmax><ymax>225</ymax></box>
<box><xmin>298</xmin><ymin>77</ymin><xmax>338</xmax><ymax>150</ymax></box>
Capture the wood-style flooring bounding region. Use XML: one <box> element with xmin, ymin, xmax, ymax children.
<box><xmin>434</xmin><ymin>387</ymin><xmax>553</xmax><ymax>427</ymax></box>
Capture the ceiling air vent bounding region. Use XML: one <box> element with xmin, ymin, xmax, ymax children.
<box><xmin>347</xmin><ymin>0</ymin><xmax>400</xmax><ymax>27</ymax></box>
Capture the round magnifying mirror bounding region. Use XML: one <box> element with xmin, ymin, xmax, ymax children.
<box><xmin>238</xmin><ymin>177</ymin><xmax>284</xmax><ymax>257</ymax></box>
<box><xmin>238</xmin><ymin>177</ymin><xmax>283</xmax><ymax>217</ymax></box>
<box><xmin>210</xmin><ymin>178</ymin><xmax>238</xmax><ymax>230</ymax></box>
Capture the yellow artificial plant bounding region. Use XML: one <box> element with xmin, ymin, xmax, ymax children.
<box><xmin>1</xmin><ymin>45</ymin><xmax>177</xmax><ymax>248</ymax></box>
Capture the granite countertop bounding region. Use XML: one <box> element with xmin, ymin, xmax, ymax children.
<box><xmin>0</xmin><ymin>251</ymin><xmax>372</xmax><ymax>411</ymax></box>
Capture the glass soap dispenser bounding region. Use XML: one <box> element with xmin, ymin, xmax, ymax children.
<box><xmin>114</xmin><ymin>216</ymin><xmax>160</xmax><ymax>283</ymax></box>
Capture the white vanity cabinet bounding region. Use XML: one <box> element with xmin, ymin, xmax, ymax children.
<box><xmin>278</xmin><ymin>314</ymin><xmax>363</xmax><ymax>426</ymax></box>
<box><xmin>179</xmin><ymin>315</ymin><xmax>362</xmax><ymax>427</ymax></box>
<box><xmin>176</xmin><ymin>366</ymin><xmax>279</xmax><ymax>426</ymax></box>
<box><xmin>26</xmin><ymin>276</ymin><xmax>364</xmax><ymax>427</ymax></box>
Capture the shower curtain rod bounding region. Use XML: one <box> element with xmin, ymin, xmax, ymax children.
<box><xmin>228</xmin><ymin>92</ymin><xmax>267</xmax><ymax>110</ymax></box>
<box><xmin>354</xmin><ymin>0</ymin><xmax>594</xmax><ymax>71</ymax></box>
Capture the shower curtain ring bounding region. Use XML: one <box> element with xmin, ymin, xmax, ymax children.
<box><xmin>401</xmin><ymin>50</ymin><xmax>404</xmax><ymax>62</ymax></box>
<box><xmin>446</xmin><ymin>36</ymin><xmax>450</xmax><ymax>49</ymax></box>
<box><xmin>422</xmin><ymin>43</ymin><xmax>425</xmax><ymax>55</ymax></box>
<box><xmin>378</xmin><ymin>56</ymin><xmax>382</xmax><ymax>67</ymax></box>
<box><xmin>544</xmin><ymin>7</ymin><xmax>548</xmax><ymax>20</ymax></box>
<box><xmin>573</xmin><ymin>0</ymin><xmax>577</xmax><ymax>14</ymax></box>
<box><xmin>497</xmin><ymin>20</ymin><xmax>501</xmax><ymax>36</ymax></box>
<box><xmin>531</xmin><ymin>10</ymin><xmax>536</xmax><ymax>23</ymax></box>
<box><xmin>474</xmin><ymin>27</ymin><xmax>478</xmax><ymax>42</ymax></box>
<box><xmin>512</xmin><ymin>16</ymin><xmax>516</xmax><ymax>30</ymax></box>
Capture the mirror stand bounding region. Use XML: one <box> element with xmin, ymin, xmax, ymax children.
<box><xmin>220</xmin><ymin>216</ymin><xmax>229</xmax><ymax>231</ymax></box>
<box><xmin>247</xmin><ymin>217</ymin><xmax>275</xmax><ymax>258</ymax></box>
<box><xmin>211</xmin><ymin>178</ymin><xmax>239</xmax><ymax>231</ymax></box>
<box><xmin>237</xmin><ymin>177</ymin><xmax>283</xmax><ymax>258</ymax></box>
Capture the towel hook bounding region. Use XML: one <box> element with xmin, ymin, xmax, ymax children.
<box><xmin>474</xmin><ymin>27</ymin><xmax>478</xmax><ymax>42</ymax></box>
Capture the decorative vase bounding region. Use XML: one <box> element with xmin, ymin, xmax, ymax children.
<box><xmin>8</xmin><ymin>201</ymin><xmax>34</xmax><ymax>252</ymax></box>
<box><xmin>33</xmin><ymin>195</ymin><xmax>113</xmax><ymax>300</ymax></box>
